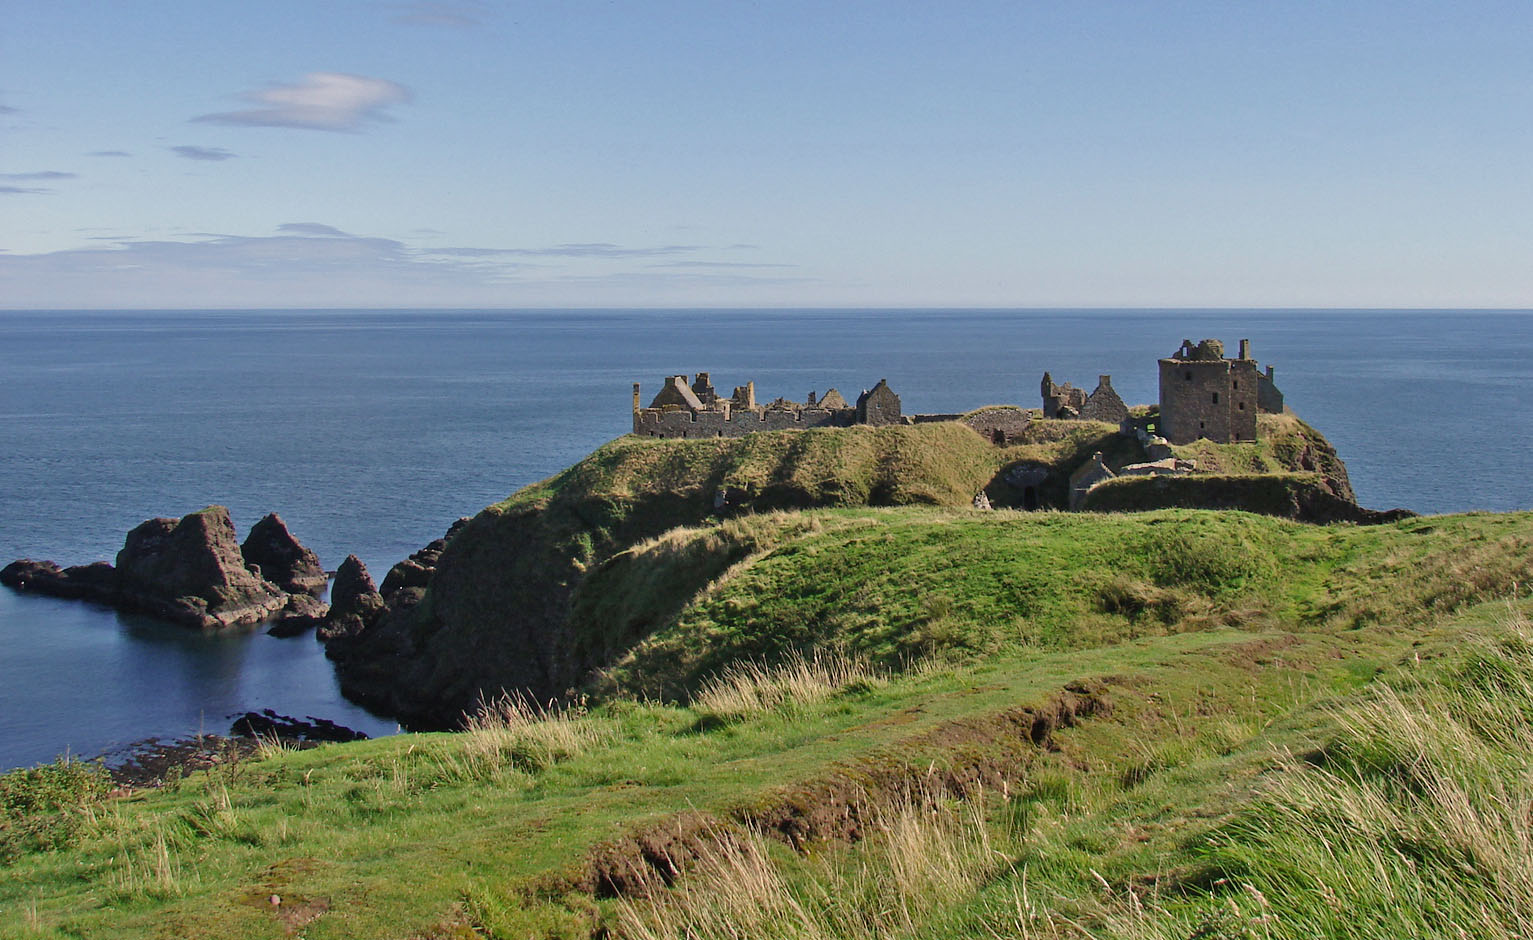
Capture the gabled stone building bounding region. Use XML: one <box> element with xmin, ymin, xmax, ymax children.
<box><xmin>1157</xmin><ymin>338</ymin><xmax>1283</xmax><ymax>444</ymax></box>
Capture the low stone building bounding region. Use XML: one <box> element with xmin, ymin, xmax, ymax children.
<box><xmin>632</xmin><ymin>373</ymin><xmax>902</xmax><ymax>438</ymax></box>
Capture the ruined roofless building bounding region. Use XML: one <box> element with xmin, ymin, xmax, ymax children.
<box><xmin>1157</xmin><ymin>338</ymin><xmax>1284</xmax><ymax>444</ymax></box>
<box><xmin>632</xmin><ymin>373</ymin><xmax>901</xmax><ymax>438</ymax></box>
<box><xmin>1040</xmin><ymin>373</ymin><xmax>1129</xmax><ymax>424</ymax></box>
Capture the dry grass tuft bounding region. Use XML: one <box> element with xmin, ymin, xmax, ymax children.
<box><xmin>441</xmin><ymin>694</ymin><xmax>614</xmax><ymax>782</ymax></box>
<box><xmin>615</xmin><ymin>791</ymin><xmax>1004</xmax><ymax>940</ymax></box>
<box><xmin>692</xmin><ymin>650</ymin><xmax>886</xmax><ymax>722</ymax></box>
<box><xmin>1063</xmin><ymin>600</ymin><xmax>1533</xmax><ymax>940</ymax></box>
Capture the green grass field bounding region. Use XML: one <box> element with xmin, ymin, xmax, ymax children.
<box><xmin>5</xmin><ymin>496</ymin><xmax>1532</xmax><ymax>938</ymax></box>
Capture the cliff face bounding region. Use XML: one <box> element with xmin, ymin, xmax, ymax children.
<box><xmin>330</xmin><ymin>416</ymin><xmax>1378</xmax><ymax>728</ymax></box>
<box><xmin>331</xmin><ymin>423</ymin><xmax>1018</xmax><ymax>726</ymax></box>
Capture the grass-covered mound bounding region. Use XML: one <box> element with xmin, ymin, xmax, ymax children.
<box><xmin>5</xmin><ymin>509</ymin><xmax>1532</xmax><ymax>938</ymax></box>
<box><xmin>1082</xmin><ymin>472</ymin><xmax>1412</xmax><ymax>523</ymax></box>
<box><xmin>334</xmin><ymin>421</ymin><xmax>1131</xmax><ymax>726</ymax></box>
<box><xmin>333</xmin><ymin>417</ymin><xmax>1353</xmax><ymax>728</ymax></box>
<box><xmin>591</xmin><ymin>508</ymin><xmax>1530</xmax><ymax>700</ymax></box>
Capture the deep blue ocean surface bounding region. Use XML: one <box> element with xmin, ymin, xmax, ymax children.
<box><xmin>2</xmin><ymin>309</ymin><xmax>1530</xmax><ymax>770</ymax></box>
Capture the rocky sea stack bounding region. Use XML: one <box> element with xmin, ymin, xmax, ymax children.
<box><xmin>2</xmin><ymin>506</ymin><xmax>328</xmax><ymax>632</ymax></box>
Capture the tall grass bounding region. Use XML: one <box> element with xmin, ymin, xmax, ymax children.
<box><xmin>691</xmin><ymin>650</ymin><xmax>885</xmax><ymax>722</ymax></box>
<box><xmin>615</xmin><ymin>791</ymin><xmax>1006</xmax><ymax>940</ymax></box>
<box><xmin>1073</xmin><ymin>603</ymin><xmax>1533</xmax><ymax>940</ymax></box>
<box><xmin>440</xmin><ymin>693</ymin><xmax>613</xmax><ymax>782</ymax></box>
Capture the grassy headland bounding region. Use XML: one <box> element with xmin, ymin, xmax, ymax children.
<box><xmin>332</xmin><ymin>416</ymin><xmax>1347</xmax><ymax>726</ymax></box>
<box><xmin>5</xmin><ymin>419</ymin><xmax>1530</xmax><ymax>938</ymax></box>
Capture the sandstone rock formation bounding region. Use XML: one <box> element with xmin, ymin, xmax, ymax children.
<box><xmin>3</xmin><ymin>506</ymin><xmax>329</xmax><ymax>632</ymax></box>
<box><xmin>114</xmin><ymin>507</ymin><xmax>288</xmax><ymax>629</ymax></box>
<box><xmin>241</xmin><ymin>513</ymin><xmax>327</xmax><ymax>595</ymax></box>
<box><xmin>318</xmin><ymin>555</ymin><xmax>386</xmax><ymax>644</ymax></box>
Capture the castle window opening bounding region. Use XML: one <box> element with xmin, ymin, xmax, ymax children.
<box><xmin>1185</xmin><ymin>371</ymin><xmax>1192</xmax><ymax>381</ymax></box>
<box><xmin>1212</xmin><ymin>392</ymin><xmax>1219</xmax><ymax>404</ymax></box>
<box><xmin>1238</xmin><ymin>402</ymin><xmax>1245</xmax><ymax>410</ymax></box>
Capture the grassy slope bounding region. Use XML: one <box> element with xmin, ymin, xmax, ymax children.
<box><xmin>335</xmin><ymin>421</ymin><xmax>1131</xmax><ymax>725</ymax></box>
<box><xmin>5</xmin><ymin>508</ymin><xmax>1532</xmax><ymax>939</ymax></box>
<box><xmin>336</xmin><ymin>417</ymin><xmax>1338</xmax><ymax>727</ymax></box>
<box><xmin>1170</xmin><ymin>412</ymin><xmax>1357</xmax><ymax>500</ymax></box>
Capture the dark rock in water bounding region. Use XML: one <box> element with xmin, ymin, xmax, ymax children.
<box><xmin>241</xmin><ymin>513</ymin><xmax>327</xmax><ymax>596</ymax></box>
<box><xmin>1</xmin><ymin>559</ymin><xmax>117</xmax><ymax>603</ymax></box>
<box><xmin>230</xmin><ymin>708</ymin><xmax>369</xmax><ymax>743</ymax></box>
<box><xmin>379</xmin><ymin>557</ymin><xmax>431</xmax><ymax>598</ymax></box>
<box><xmin>319</xmin><ymin>554</ymin><xmax>386</xmax><ymax>644</ymax></box>
<box><xmin>64</xmin><ymin>560</ymin><xmax>121</xmax><ymax>600</ymax></box>
<box><xmin>331</xmin><ymin>518</ymin><xmax>472</xmax><ymax>727</ymax></box>
<box><xmin>115</xmin><ymin>506</ymin><xmax>287</xmax><ymax>630</ymax></box>
<box><xmin>267</xmin><ymin>593</ymin><xmax>329</xmax><ymax>637</ymax></box>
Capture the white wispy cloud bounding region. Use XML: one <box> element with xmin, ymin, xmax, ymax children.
<box><xmin>194</xmin><ymin>72</ymin><xmax>411</xmax><ymax>132</ymax></box>
<box><xmin>0</xmin><ymin>229</ymin><xmax>803</xmax><ymax>307</ymax></box>
<box><xmin>648</xmin><ymin>261</ymin><xmax>798</xmax><ymax>269</ymax></box>
<box><xmin>0</xmin><ymin>185</ymin><xmax>50</xmax><ymax>195</ymax></box>
<box><xmin>0</xmin><ymin>171</ymin><xmax>77</xmax><ymax>181</ymax></box>
<box><xmin>429</xmin><ymin>243</ymin><xmax>703</xmax><ymax>258</ymax></box>
<box><xmin>87</xmin><ymin>150</ymin><xmax>132</xmax><ymax>158</ymax></box>
<box><xmin>279</xmin><ymin>222</ymin><xmax>353</xmax><ymax>237</ymax></box>
<box><xmin>171</xmin><ymin>145</ymin><xmax>238</xmax><ymax>161</ymax></box>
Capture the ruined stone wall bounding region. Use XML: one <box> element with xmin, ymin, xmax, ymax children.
<box><xmin>1078</xmin><ymin>377</ymin><xmax>1129</xmax><ymax>425</ymax></box>
<box><xmin>1258</xmin><ymin>368</ymin><xmax>1284</xmax><ymax>414</ymax></box>
<box><xmin>1228</xmin><ymin>360</ymin><xmax>1259</xmax><ymax>441</ymax></box>
<box><xmin>633</xmin><ymin>406</ymin><xmax>857</xmax><ymax>438</ymax></box>
<box><xmin>961</xmin><ymin>407</ymin><xmax>1033</xmax><ymax>445</ymax></box>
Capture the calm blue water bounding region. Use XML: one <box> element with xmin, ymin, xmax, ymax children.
<box><xmin>2</xmin><ymin>309</ymin><xmax>1530</xmax><ymax>770</ymax></box>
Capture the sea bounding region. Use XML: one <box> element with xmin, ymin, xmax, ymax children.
<box><xmin>2</xmin><ymin>309</ymin><xmax>1531</xmax><ymax>772</ymax></box>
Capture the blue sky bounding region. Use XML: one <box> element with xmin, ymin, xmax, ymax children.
<box><xmin>3</xmin><ymin>1</ymin><xmax>1531</xmax><ymax>308</ymax></box>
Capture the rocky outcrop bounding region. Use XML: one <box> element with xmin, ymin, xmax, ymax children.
<box><xmin>3</xmin><ymin>506</ymin><xmax>328</xmax><ymax>632</ymax></box>
<box><xmin>241</xmin><ymin>513</ymin><xmax>327</xmax><ymax>595</ymax></box>
<box><xmin>114</xmin><ymin>507</ymin><xmax>289</xmax><ymax>629</ymax></box>
<box><xmin>327</xmin><ymin>519</ymin><xmax>469</xmax><ymax>723</ymax></box>
<box><xmin>318</xmin><ymin>555</ymin><xmax>386</xmax><ymax>645</ymax></box>
<box><xmin>267</xmin><ymin>593</ymin><xmax>330</xmax><ymax>637</ymax></box>
<box><xmin>0</xmin><ymin>560</ymin><xmax>117</xmax><ymax>603</ymax></box>
<box><xmin>229</xmin><ymin>709</ymin><xmax>369</xmax><ymax>743</ymax></box>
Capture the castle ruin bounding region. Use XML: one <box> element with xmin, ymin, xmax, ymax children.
<box><xmin>1040</xmin><ymin>373</ymin><xmax>1129</xmax><ymax>425</ymax></box>
<box><xmin>632</xmin><ymin>373</ymin><xmax>901</xmax><ymax>438</ymax></box>
<box><xmin>1156</xmin><ymin>338</ymin><xmax>1283</xmax><ymax>444</ymax></box>
<box><xmin>632</xmin><ymin>338</ymin><xmax>1285</xmax><ymax>448</ymax></box>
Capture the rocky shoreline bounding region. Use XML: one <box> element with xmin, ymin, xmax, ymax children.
<box><xmin>100</xmin><ymin>710</ymin><xmax>370</xmax><ymax>790</ymax></box>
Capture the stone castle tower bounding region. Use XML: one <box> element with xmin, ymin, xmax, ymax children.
<box><xmin>1157</xmin><ymin>338</ymin><xmax>1283</xmax><ymax>444</ymax></box>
